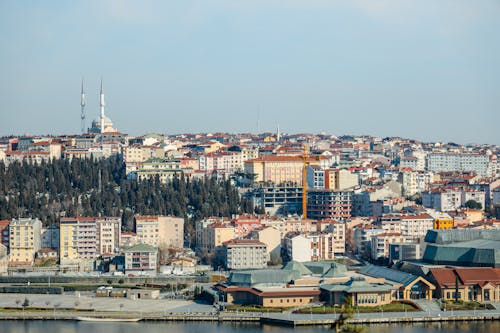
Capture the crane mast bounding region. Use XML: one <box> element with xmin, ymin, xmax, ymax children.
<box><xmin>302</xmin><ymin>144</ymin><xmax>309</xmax><ymax>219</ymax></box>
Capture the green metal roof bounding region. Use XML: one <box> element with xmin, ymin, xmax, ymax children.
<box><xmin>228</xmin><ymin>269</ymin><xmax>300</xmax><ymax>287</ymax></box>
<box><xmin>123</xmin><ymin>243</ymin><xmax>158</xmax><ymax>253</ymax></box>
<box><xmin>282</xmin><ymin>261</ymin><xmax>313</xmax><ymax>275</ymax></box>
<box><xmin>321</xmin><ymin>277</ymin><xmax>394</xmax><ymax>293</ymax></box>
<box><xmin>304</xmin><ymin>261</ymin><xmax>347</xmax><ymax>277</ymax></box>
<box><xmin>359</xmin><ymin>265</ymin><xmax>417</xmax><ymax>286</ymax></box>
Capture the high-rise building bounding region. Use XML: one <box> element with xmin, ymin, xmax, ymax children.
<box><xmin>9</xmin><ymin>218</ymin><xmax>42</xmax><ymax>265</ymax></box>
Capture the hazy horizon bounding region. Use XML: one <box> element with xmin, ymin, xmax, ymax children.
<box><xmin>1</xmin><ymin>1</ymin><xmax>499</xmax><ymax>145</ymax></box>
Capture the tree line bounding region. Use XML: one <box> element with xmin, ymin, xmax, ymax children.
<box><xmin>0</xmin><ymin>157</ymin><xmax>254</xmax><ymax>241</ymax></box>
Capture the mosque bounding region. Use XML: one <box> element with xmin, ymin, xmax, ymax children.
<box><xmin>86</xmin><ymin>80</ymin><xmax>118</xmax><ymax>134</ymax></box>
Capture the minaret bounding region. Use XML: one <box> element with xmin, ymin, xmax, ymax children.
<box><xmin>99</xmin><ymin>79</ymin><xmax>105</xmax><ymax>133</ymax></box>
<box><xmin>276</xmin><ymin>123</ymin><xmax>281</xmax><ymax>142</ymax></box>
<box><xmin>80</xmin><ymin>79</ymin><xmax>86</xmax><ymax>134</ymax></box>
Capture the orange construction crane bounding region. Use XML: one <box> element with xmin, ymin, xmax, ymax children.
<box><xmin>302</xmin><ymin>144</ymin><xmax>309</xmax><ymax>219</ymax></box>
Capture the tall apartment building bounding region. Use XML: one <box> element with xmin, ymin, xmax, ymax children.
<box><xmin>426</xmin><ymin>153</ymin><xmax>491</xmax><ymax>177</ymax></box>
<box><xmin>96</xmin><ymin>217</ymin><xmax>121</xmax><ymax>254</ymax></box>
<box><xmin>352</xmin><ymin>225</ymin><xmax>385</xmax><ymax>256</ymax></box>
<box><xmin>422</xmin><ymin>188</ymin><xmax>486</xmax><ymax>212</ymax></box>
<box><xmin>307</xmin><ymin>190</ymin><xmax>353</xmax><ymax>220</ymax></box>
<box><xmin>135</xmin><ymin>216</ymin><xmax>184</xmax><ymax>250</ymax></box>
<box><xmin>370</xmin><ymin>233</ymin><xmax>416</xmax><ymax>260</ymax></box>
<box><xmin>59</xmin><ymin>217</ymin><xmax>121</xmax><ymax>266</ymax></box>
<box><xmin>59</xmin><ymin>218</ymin><xmax>78</xmax><ymax>265</ymax></box>
<box><xmin>9</xmin><ymin>218</ymin><xmax>42</xmax><ymax>265</ymax></box>
<box><xmin>379</xmin><ymin>213</ymin><xmax>434</xmax><ymax>238</ymax></box>
<box><xmin>135</xmin><ymin>158</ymin><xmax>184</xmax><ymax>183</ymax></box>
<box><xmin>219</xmin><ymin>239</ymin><xmax>267</xmax><ymax>270</ymax></box>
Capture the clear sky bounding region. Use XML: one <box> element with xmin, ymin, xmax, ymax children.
<box><xmin>1</xmin><ymin>1</ymin><xmax>499</xmax><ymax>144</ymax></box>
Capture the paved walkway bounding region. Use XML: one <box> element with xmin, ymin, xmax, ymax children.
<box><xmin>0</xmin><ymin>293</ymin><xmax>216</xmax><ymax>314</ymax></box>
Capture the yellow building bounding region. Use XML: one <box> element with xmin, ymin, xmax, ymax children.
<box><xmin>59</xmin><ymin>218</ymin><xmax>79</xmax><ymax>265</ymax></box>
<box><xmin>201</xmin><ymin>222</ymin><xmax>235</xmax><ymax>253</ymax></box>
<box><xmin>124</xmin><ymin>144</ymin><xmax>164</xmax><ymax>163</ymax></box>
<box><xmin>245</xmin><ymin>155</ymin><xmax>327</xmax><ymax>184</ymax></box>
<box><xmin>9</xmin><ymin>218</ymin><xmax>42</xmax><ymax>265</ymax></box>
<box><xmin>432</xmin><ymin>212</ymin><xmax>454</xmax><ymax>230</ymax></box>
<box><xmin>135</xmin><ymin>216</ymin><xmax>184</xmax><ymax>250</ymax></box>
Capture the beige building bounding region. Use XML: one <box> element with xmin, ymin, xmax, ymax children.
<box><xmin>135</xmin><ymin>216</ymin><xmax>184</xmax><ymax>250</ymax></box>
<box><xmin>201</xmin><ymin>222</ymin><xmax>235</xmax><ymax>253</ymax></box>
<box><xmin>248</xmin><ymin>226</ymin><xmax>281</xmax><ymax>263</ymax></box>
<box><xmin>60</xmin><ymin>218</ymin><xmax>79</xmax><ymax>265</ymax></box>
<box><xmin>325</xmin><ymin>169</ymin><xmax>359</xmax><ymax>190</ymax></box>
<box><xmin>60</xmin><ymin>217</ymin><xmax>121</xmax><ymax>267</ymax></box>
<box><xmin>124</xmin><ymin>144</ymin><xmax>164</xmax><ymax>163</ymax></box>
<box><xmin>9</xmin><ymin>218</ymin><xmax>42</xmax><ymax>265</ymax></box>
<box><xmin>96</xmin><ymin>217</ymin><xmax>121</xmax><ymax>254</ymax></box>
<box><xmin>245</xmin><ymin>155</ymin><xmax>328</xmax><ymax>184</ymax></box>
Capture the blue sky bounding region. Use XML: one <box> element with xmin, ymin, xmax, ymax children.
<box><xmin>0</xmin><ymin>0</ymin><xmax>499</xmax><ymax>144</ymax></box>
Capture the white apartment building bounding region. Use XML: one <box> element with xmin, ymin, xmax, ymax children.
<box><xmin>380</xmin><ymin>213</ymin><xmax>434</xmax><ymax>238</ymax></box>
<box><xmin>352</xmin><ymin>225</ymin><xmax>385</xmax><ymax>256</ymax></box>
<box><xmin>426</xmin><ymin>153</ymin><xmax>491</xmax><ymax>177</ymax></box>
<box><xmin>284</xmin><ymin>230</ymin><xmax>346</xmax><ymax>262</ymax></box>
<box><xmin>370</xmin><ymin>233</ymin><xmax>416</xmax><ymax>260</ymax></box>
<box><xmin>422</xmin><ymin>188</ymin><xmax>486</xmax><ymax>211</ymax></box>
<box><xmin>219</xmin><ymin>239</ymin><xmax>267</xmax><ymax>270</ymax></box>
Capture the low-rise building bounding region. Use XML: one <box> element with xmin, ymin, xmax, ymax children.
<box><xmin>124</xmin><ymin>243</ymin><xmax>158</xmax><ymax>275</ymax></box>
<box><xmin>429</xmin><ymin>267</ymin><xmax>500</xmax><ymax>302</ymax></box>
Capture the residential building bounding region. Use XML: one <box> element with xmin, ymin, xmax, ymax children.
<box><xmin>59</xmin><ymin>218</ymin><xmax>79</xmax><ymax>265</ymax></box>
<box><xmin>370</xmin><ymin>233</ymin><xmax>416</xmax><ymax>260</ymax></box>
<box><xmin>353</xmin><ymin>225</ymin><xmax>385</xmax><ymax>256</ymax></box>
<box><xmin>426</xmin><ymin>153</ymin><xmax>491</xmax><ymax>177</ymax></box>
<box><xmin>96</xmin><ymin>217</ymin><xmax>121</xmax><ymax>254</ymax></box>
<box><xmin>134</xmin><ymin>158</ymin><xmax>184</xmax><ymax>183</ymax></box>
<box><xmin>201</xmin><ymin>222</ymin><xmax>235</xmax><ymax>253</ymax></box>
<box><xmin>124</xmin><ymin>243</ymin><xmax>158</xmax><ymax>275</ymax></box>
<box><xmin>135</xmin><ymin>215</ymin><xmax>184</xmax><ymax>250</ymax></box>
<box><xmin>9</xmin><ymin>218</ymin><xmax>42</xmax><ymax>265</ymax></box>
<box><xmin>283</xmin><ymin>230</ymin><xmax>345</xmax><ymax>262</ymax></box>
<box><xmin>219</xmin><ymin>239</ymin><xmax>267</xmax><ymax>270</ymax></box>
<box><xmin>380</xmin><ymin>213</ymin><xmax>434</xmax><ymax>238</ymax></box>
<box><xmin>59</xmin><ymin>217</ymin><xmax>121</xmax><ymax>267</ymax></box>
<box><xmin>247</xmin><ymin>226</ymin><xmax>281</xmax><ymax>263</ymax></box>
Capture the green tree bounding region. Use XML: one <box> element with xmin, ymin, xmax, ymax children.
<box><xmin>464</xmin><ymin>200</ymin><xmax>482</xmax><ymax>210</ymax></box>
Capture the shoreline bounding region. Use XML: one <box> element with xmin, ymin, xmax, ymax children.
<box><xmin>1</xmin><ymin>310</ymin><xmax>500</xmax><ymax>326</ymax></box>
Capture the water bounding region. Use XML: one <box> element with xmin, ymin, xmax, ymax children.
<box><xmin>0</xmin><ymin>321</ymin><xmax>498</xmax><ymax>333</ymax></box>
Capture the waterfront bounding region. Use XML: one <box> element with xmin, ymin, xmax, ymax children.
<box><xmin>1</xmin><ymin>321</ymin><xmax>499</xmax><ymax>333</ymax></box>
